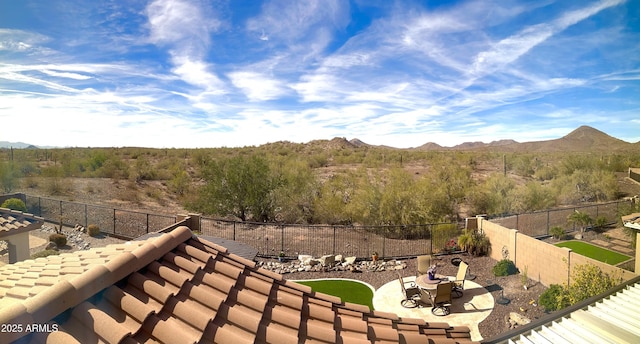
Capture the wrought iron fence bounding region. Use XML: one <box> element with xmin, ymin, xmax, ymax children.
<box><xmin>198</xmin><ymin>218</ymin><xmax>463</xmax><ymax>259</ymax></box>
<box><xmin>488</xmin><ymin>200</ymin><xmax>631</xmax><ymax>237</ymax></box>
<box><xmin>23</xmin><ymin>194</ymin><xmax>176</xmax><ymax>239</ymax></box>
<box><xmin>8</xmin><ymin>193</ymin><xmax>630</xmax><ymax>258</ymax></box>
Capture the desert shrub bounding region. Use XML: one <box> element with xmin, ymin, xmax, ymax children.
<box><xmin>567</xmin><ymin>263</ymin><xmax>622</xmax><ymax>305</ymax></box>
<box><xmin>593</xmin><ymin>216</ymin><xmax>608</xmax><ymax>233</ymax></box>
<box><xmin>492</xmin><ymin>259</ymin><xmax>518</xmax><ymax>276</ymax></box>
<box><xmin>458</xmin><ymin>229</ymin><xmax>491</xmax><ymax>256</ymax></box>
<box><xmin>550</xmin><ymin>226</ymin><xmax>565</xmax><ymax>239</ymax></box>
<box><xmin>538</xmin><ymin>284</ymin><xmax>566</xmax><ymax>312</ymax></box>
<box><xmin>1</xmin><ymin>198</ymin><xmax>27</xmax><ymax>212</ymax></box>
<box><xmin>87</xmin><ymin>224</ymin><xmax>100</xmax><ymax>237</ymax></box>
<box><xmin>49</xmin><ymin>233</ymin><xmax>67</xmax><ymax>247</ymax></box>
<box><xmin>30</xmin><ymin>250</ymin><xmax>60</xmax><ymax>259</ymax></box>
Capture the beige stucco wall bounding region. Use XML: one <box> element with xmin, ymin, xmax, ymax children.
<box><xmin>479</xmin><ymin>217</ymin><xmax>636</xmax><ymax>286</ymax></box>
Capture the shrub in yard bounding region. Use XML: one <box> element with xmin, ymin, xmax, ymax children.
<box><xmin>539</xmin><ymin>284</ymin><xmax>566</xmax><ymax>312</ymax></box>
<box><xmin>492</xmin><ymin>259</ymin><xmax>518</xmax><ymax>276</ymax></box>
<box><xmin>1</xmin><ymin>198</ymin><xmax>27</xmax><ymax>212</ymax></box>
<box><xmin>458</xmin><ymin>229</ymin><xmax>492</xmax><ymax>256</ymax></box>
<box><xmin>87</xmin><ymin>224</ymin><xmax>100</xmax><ymax>237</ymax></box>
<box><xmin>49</xmin><ymin>233</ymin><xmax>67</xmax><ymax>247</ymax></box>
<box><xmin>550</xmin><ymin>226</ymin><xmax>565</xmax><ymax>239</ymax></box>
<box><xmin>593</xmin><ymin>216</ymin><xmax>608</xmax><ymax>233</ymax></box>
<box><xmin>30</xmin><ymin>250</ymin><xmax>60</xmax><ymax>259</ymax></box>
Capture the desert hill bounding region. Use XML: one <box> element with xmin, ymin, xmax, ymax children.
<box><xmin>408</xmin><ymin>125</ymin><xmax>635</xmax><ymax>152</ymax></box>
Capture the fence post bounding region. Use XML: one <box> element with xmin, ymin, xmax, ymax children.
<box><xmin>333</xmin><ymin>226</ymin><xmax>336</xmax><ymax>255</ymax></box>
<box><xmin>113</xmin><ymin>209</ymin><xmax>116</xmax><ymax>235</ymax></box>
<box><xmin>233</xmin><ymin>221</ymin><xmax>236</xmax><ymax>241</ymax></box>
<box><xmin>382</xmin><ymin>235</ymin><xmax>386</xmax><ymax>259</ymax></box>
<box><xmin>281</xmin><ymin>225</ymin><xmax>284</xmax><ymax>252</ymax></box>
<box><xmin>547</xmin><ymin>210</ymin><xmax>550</xmax><ymax>235</ymax></box>
<box><xmin>146</xmin><ymin>214</ymin><xmax>150</xmax><ymax>234</ymax></box>
<box><xmin>84</xmin><ymin>204</ymin><xmax>88</xmax><ymax>227</ymax></box>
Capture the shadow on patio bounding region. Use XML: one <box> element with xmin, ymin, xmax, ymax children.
<box><xmin>373</xmin><ymin>276</ymin><xmax>495</xmax><ymax>341</ymax></box>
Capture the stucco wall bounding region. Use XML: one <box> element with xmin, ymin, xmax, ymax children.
<box><xmin>479</xmin><ymin>217</ymin><xmax>636</xmax><ymax>286</ymax></box>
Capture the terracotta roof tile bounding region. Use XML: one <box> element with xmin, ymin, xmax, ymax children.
<box><xmin>0</xmin><ymin>226</ymin><xmax>478</xmax><ymax>344</ymax></box>
<box><xmin>0</xmin><ymin>209</ymin><xmax>43</xmax><ymax>238</ymax></box>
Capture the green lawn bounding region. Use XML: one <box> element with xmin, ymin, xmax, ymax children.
<box><xmin>295</xmin><ymin>279</ymin><xmax>374</xmax><ymax>310</ymax></box>
<box><xmin>555</xmin><ymin>241</ymin><xmax>630</xmax><ymax>265</ymax></box>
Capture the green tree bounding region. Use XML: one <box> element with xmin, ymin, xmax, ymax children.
<box><xmin>271</xmin><ymin>159</ymin><xmax>319</xmax><ymax>223</ymax></box>
<box><xmin>515</xmin><ymin>182</ymin><xmax>556</xmax><ymax>212</ymax></box>
<box><xmin>190</xmin><ymin>154</ymin><xmax>281</xmax><ymax>221</ymax></box>
<box><xmin>313</xmin><ymin>171</ymin><xmax>358</xmax><ymax>224</ymax></box>
<box><xmin>414</xmin><ymin>162</ymin><xmax>472</xmax><ymax>222</ymax></box>
<box><xmin>377</xmin><ymin>168</ymin><xmax>424</xmax><ymax>225</ymax></box>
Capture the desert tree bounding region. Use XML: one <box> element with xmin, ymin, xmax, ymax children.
<box><xmin>190</xmin><ymin>154</ymin><xmax>281</xmax><ymax>221</ymax></box>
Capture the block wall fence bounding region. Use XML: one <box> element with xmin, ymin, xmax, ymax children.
<box><xmin>478</xmin><ymin>217</ymin><xmax>637</xmax><ymax>286</ymax></box>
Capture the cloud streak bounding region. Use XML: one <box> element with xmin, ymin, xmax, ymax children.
<box><xmin>0</xmin><ymin>0</ymin><xmax>638</xmax><ymax>148</ymax></box>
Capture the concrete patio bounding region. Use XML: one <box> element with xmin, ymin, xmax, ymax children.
<box><xmin>373</xmin><ymin>276</ymin><xmax>495</xmax><ymax>341</ymax></box>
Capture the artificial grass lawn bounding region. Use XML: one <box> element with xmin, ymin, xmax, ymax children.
<box><xmin>296</xmin><ymin>279</ymin><xmax>374</xmax><ymax>310</ymax></box>
<box><xmin>554</xmin><ymin>240</ymin><xmax>630</xmax><ymax>265</ymax></box>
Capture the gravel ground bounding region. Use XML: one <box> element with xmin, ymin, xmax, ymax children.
<box><xmin>274</xmin><ymin>253</ymin><xmax>547</xmax><ymax>340</ymax></box>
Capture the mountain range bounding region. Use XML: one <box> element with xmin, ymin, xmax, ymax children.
<box><xmin>1</xmin><ymin>126</ymin><xmax>637</xmax><ymax>152</ymax></box>
<box><xmin>363</xmin><ymin>125</ymin><xmax>638</xmax><ymax>152</ymax></box>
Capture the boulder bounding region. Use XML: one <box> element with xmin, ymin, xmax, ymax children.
<box><xmin>509</xmin><ymin>312</ymin><xmax>531</xmax><ymax>326</ymax></box>
<box><xmin>319</xmin><ymin>255</ymin><xmax>335</xmax><ymax>267</ymax></box>
<box><xmin>298</xmin><ymin>255</ymin><xmax>313</xmax><ymax>265</ymax></box>
<box><xmin>343</xmin><ymin>256</ymin><xmax>357</xmax><ymax>265</ymax></box>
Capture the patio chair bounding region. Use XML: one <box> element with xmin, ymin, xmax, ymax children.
<box><xmin>450</xmin><ymin>261</ymin><xmax>468</xmax><ymax>298</ymax></box>
<box><xmin>431</xmin><ymin>281</ymin><xmax>453</xmax><ymax>316</ymax></box>
<box><xmin>417</xmin><ymin>255</ymin><xmax>432</xmax><ymax>276</ymax></box>
<box><xmin>398</xmin><ymin>272</ymin><xmax>421</xmax><ymax>308</ymax></box>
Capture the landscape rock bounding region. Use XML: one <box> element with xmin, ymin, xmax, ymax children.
<box><xmin>319</xmin><ymin>254</ymin><xmax>335</xmax><ymax>266</ymax></box>
<box><xmin>259</xmin><ymin>255</ymin><xmax>407</xmax><ymax>275</ymax></box>
<box><xmin>343</xmin><ymin>256</ymin><xmax>357</xmax><ymax>265</ymax></box>
<box><xmin>508</xmin><ymin>312</ymin><xmax>531</xmax><ymax>328</ymax></box>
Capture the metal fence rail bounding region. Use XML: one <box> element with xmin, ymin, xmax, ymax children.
<box><xmin>488</xmin><ymin>200</ymin><xmax>630</xmax><ymax>237</ymax></box>
<box><xmin>7</xmin><ymin>193</ymin><xmax>630</xmax><ymax>258</ymax></box>
<box><xmin>199</xmin><ymin>218</ymin><xmax>463</xmax><ymax>259</ymax></box>
<box><xmin>24</xmin><ymin>195</ymin><xmax>176</xmax><ymax>239</ymax></box>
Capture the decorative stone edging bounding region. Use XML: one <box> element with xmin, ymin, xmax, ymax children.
<box><xmin>257</xmin><ymin>254</ymin><xmax>408</xmax><ymax>274</ymax></box>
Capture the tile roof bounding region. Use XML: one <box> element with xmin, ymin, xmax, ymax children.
<box><xmin>0</xmin><ymin>226</ymin><xmax>477</xmax><ymax>344</ymax></box>
<box><xmin>0</xmin><ymin>208</ymin><xmax>43</xmax><ymax>238</ymax></box>
<box><xmin>622</xmin><ymin>212</ymin><xmax>640</xmax><ymax>230</ymax></box>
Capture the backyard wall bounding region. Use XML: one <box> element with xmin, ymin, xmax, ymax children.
<box><xmin>478</xmin><ymin>217</ymin><xmax>637</xmax><ymax>286</ymax></box>
<box><xmin>630</xmin><ymin>167</ymin><xmax>640</xmax><ymax>184</ymax></box>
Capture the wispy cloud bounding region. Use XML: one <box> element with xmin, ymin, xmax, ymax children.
<box><xmin>145</xmin><ymin>0</ymin><xmax>225</xmax><ymax>92</ymax></box>
<box><xmin>0</xmin><ymin>0</ymin><xmax>637</xmax><ymax>148</ymax></box>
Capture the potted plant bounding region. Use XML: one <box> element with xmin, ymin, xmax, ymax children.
<box><xmin>371</xmin><ymin>251</ymin><xmax>379</xmax><ymax>262</ymax></box>
<box><xmin>278</xmin><ymin>251</ymin><xmax>285</xmax><ymax>262</ymax></box>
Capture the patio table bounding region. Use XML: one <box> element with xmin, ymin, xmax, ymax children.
<box><xmin>415</xmin><ymin>274</ymin><xmax>452</xmax><ymax>306</ymax></box>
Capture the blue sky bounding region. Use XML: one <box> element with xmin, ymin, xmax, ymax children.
<box><xmin>1</xmin><ymin>0</ymin><xmax>638</xmax><ymax>148</ymax></box>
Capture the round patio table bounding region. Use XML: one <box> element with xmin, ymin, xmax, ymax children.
<box><xmin>415</xmin><ymin>274</ymin><xmax>450</xmax><ymax>290</ymax></box>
